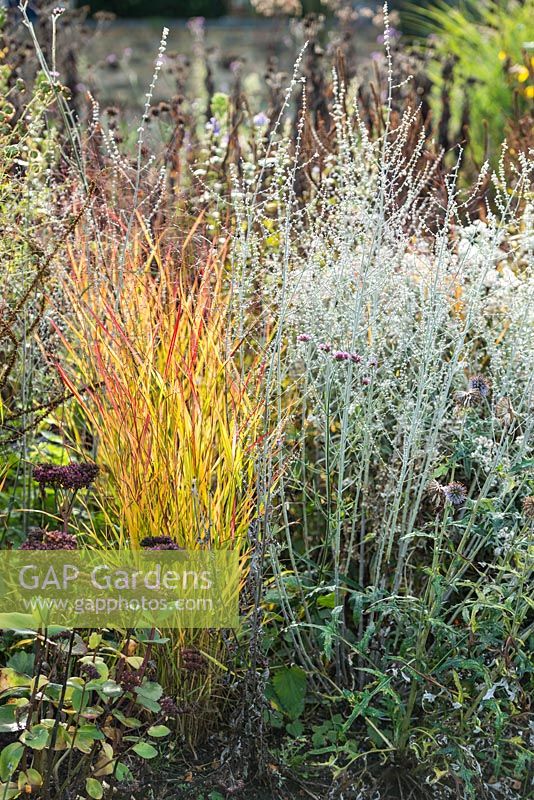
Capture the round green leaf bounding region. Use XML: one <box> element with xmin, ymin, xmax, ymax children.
<box><xmin>132</xmin><ymin>742</ymin><xmax>158</xmax><ymax>759</ymax></box>
<box><xmin>147</xmin><ymin>725</ymin><xmax>171</xmax><ymax>738</ymax></box>
<box><xmin>86</xmin><ymin>777</ymin><xmax>104</xmax><ymax>799</ymax></box>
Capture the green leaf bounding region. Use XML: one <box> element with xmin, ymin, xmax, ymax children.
<box><xmin>0</xmin><ymin>742</ymin><xmax>24</xmax><ymax>781</ymax></box>
<box><xmin>0</xmin><ymin>613</ymin><xmax>39</xmax><ymax>632</ymax></box>
<box><xmin>73</xmin><ymin>725</ymin><xmax>105</xmax><ymax>754</ymax></box>
<box><xmin>112</xmin><ymin>711</ymin><xmax>142</xmax><ymax>729</ymax></box>
<box><xmin>6</xmin><ymin>653</ymin><xmax>34</xmax><ymax>676</ymax></box>
<box><xmin>286</xmin><ymin>720</ymin><xmax>304</xmax><ymax>737</ymax></box>
<box><xmin>0</xmin><ymin>781</ymin><xmax>20</xmax><ymax>799</ymax></box>
<box><xmin>115</xmin><ymin>762</ymin><xmax>133</xmax><ymax>782</ymax></box>
<box><xmin>135</xmin><ymin>681</ymin><xmax>163</xmax><ymax>712</ymax></box>
<box><xmin>125</xmin><ymin>656</ymin><xmax>144</xmax><ymax>669</ymax></box>
<box><xmin>18</xmin><ymin>767</ymin><xmax>43</xmax><ymax>790</ymax></box>
<box><xmin>135</xmin><ymin>682</ymin><xmax>163</xmax><ymax>702</ymax></box>
<box><xmin>147</xmin><ymin>725</ymin><xmax>171</xmax><ymax>738</ymax></box>
<box><xmin>317</xmin><ymin>592</ymin><xmax>336</xmax><ymax>608</ymax></box>
<box><xmin>20</xmin><ymin>725</ymin><xmax>49</xmax><ymax>751</ymax></box>
<box><xmin>96</xmin><ymin>680</ymin><xmax>122</xmax><ymax>697</ymax></box>
<box><xmin>86</xmin><ymin>777</ymin><xmax>104</xmax><ymax>799</ymax></box>
<box><xmin>132</xmin><ymin>742</ymin><xmax>158</xmax><ymax>759</ymax></box>
<box><xmin>0</xmin><ymin>705</ymin><xmax>27</xmax><ymax>734</ymax></box>
<box><xmin>88</xmin><ymin>633</ymin><xmax>102</xmax><ymax>650</ymax></box>
<box><xmin>272</xmin><ymin>666</ymin><xmax>307</xmax><ymax>720</ymax></box>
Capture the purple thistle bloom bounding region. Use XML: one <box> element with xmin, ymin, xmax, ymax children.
<box><xmin>297</xmin><ymin>333</ymin><xmax>312</xmax><ymax>343</ymax></box>
<box><xmin>33</xmin><ymin>463</ymin><xmax>99</xmax><ymax>491</ymax></box>
<box><xmin>368</xmin><ymin>356</ymin><xmax>378</xmax><ymax>368</ymax></box>
<box><xmin>318</xmin><ymin>343</ymin><xmax>332</xmax><ymax>353</ymax></box>
<box><xmin>468</xmin><ymin>375</ymin><xmax>491</xmax><ymax>399</ymax></box>
<box><xmin>349</xmin><ymin>353</ymin><xmax>362</xmax><ymax>364</ymax></box>
<box><xmin>442</xmin><ymin>482</ymin><xmax>467</xmax><ymax>506</ymax></box>
<box><xmin>333</xmin><ymin>350</ymin><xmax>351</xmax><ymax>361</ymax></box>
<box><xmin>362</xmin><ymin>376</ymin><xmax>371</xmax><ymax>386</ymax></box>
<box><xmin>20</xmin><ymin>528</ymin><xmax>78</xmax><ymax>551</ymax></box>
<box><xmin>140</xmin><ymin>535</ymin><xmax>181</xmax><ymax>551</ymax></box>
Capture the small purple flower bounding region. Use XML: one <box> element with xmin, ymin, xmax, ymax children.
<box><xmin>362</xmin><ymin>376</ymin><xmax>371</xmax><ymax>386</ymax></box>
<box><xmin>52</xmin><ymin>6</ymin><xmax>65</xmax><ymax>16</ymax></box>
<box><xmin>160</xmin><ymin>695</ymin><xmax>181</xmax><ymax>717</ymax></box>
<box><xmin>187</xmin><ymin>16</ymin><xmax>205</xmax><ymax>38</ymax></box>
<box><xmin>20</xmin><ymin>529</ymin><xmax>78</xmax><ymax>551</ymax></box>
<box><xmin>368</xmin><ymin>356</ymin><xmax>378</xmax><ymax>368</ymax></box>
<box><xmin>80</xmin><ymin>664</ymin><xmax>100</xmax><ymax>681</ymax></box>
<box><xmin>120</xmin><ymin>670</ymin><xmax>142</xmax><ymax>692</ymax></box>
<box><xmin>443</xmin><ymin>482</ymin><xmax>467</xmax><ymax>506</ymax></box>
<box><xmin>349</xmin><ymin>353</ymin><xmax>362</xmax><ymax>364</ymax></box>
<box><xmin>253</xmin><ymin>112</ymin><xmax>269</xmax><ymax>127</ymax></box>
<box><xmin>140</xmin><ymin>535</ymin><xmax>181</xmax><ymax>551</ymax></box>
<box><xmin>318</xmin><ymin>343</ymin><xmax>332</xmax><ymax>353</ymax></box>
<box><xmin>297</xmin><ymin>333</ymin><xmax>312</xmax><ymax>343</ymax></box>
<box><xmin>333</xmin><ymin>350</ymin><xmax>351</xmax><ymax>361</ymax></box>
<box><xmin>207</xmin><ymin>116</ymin><xmax>221</xmax><ymax>135</ymax></box>
<box><xmin>33</xmin><ymin>463</ymin><xmax>99</xmax><ymax>491</ymax></box>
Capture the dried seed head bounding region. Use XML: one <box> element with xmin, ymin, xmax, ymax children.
<box><xmin>522</xmin><ymin>496</ymin><xmax>534</xmax><ymax>519</ymax></box>
<box><xmin>495</xmin><ymin>396</ymin><xmax>516</xmax><ymax>428</ymax></box>
<box><xmin>426</xmin><ymin>479</ymin><xmax>444</xmax><ymax>508</ymax></box>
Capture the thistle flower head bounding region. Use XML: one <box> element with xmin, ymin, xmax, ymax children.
<box><xmin>297</xmin><ymin>333</ymin><xmax>312</xmax><ymax>343</ymax></box>
<box><xmin>443</xmin><ymin>482</ymin><xmax>467</xmax><ymax>506</ymax></box>
<box><xmin>468</xmin><ymin>374</ymin><xmax>491</xmax><ymax>399</ymax></box>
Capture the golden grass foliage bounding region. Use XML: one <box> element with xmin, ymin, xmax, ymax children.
<box><xmin>55</xmin><ymin>222</ymin><xmax>264</xmax><ymax>555</ymax></box>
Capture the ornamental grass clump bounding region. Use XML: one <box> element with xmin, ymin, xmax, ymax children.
<box><xmin>55</xmin><ymin>225</ymin><xmax>264</xmax><ymax>554</ymax></box>
<box><xmin>50</xmin><ymin>219</ymin><xmax>268</xmax><ymax>746</ymax></box>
